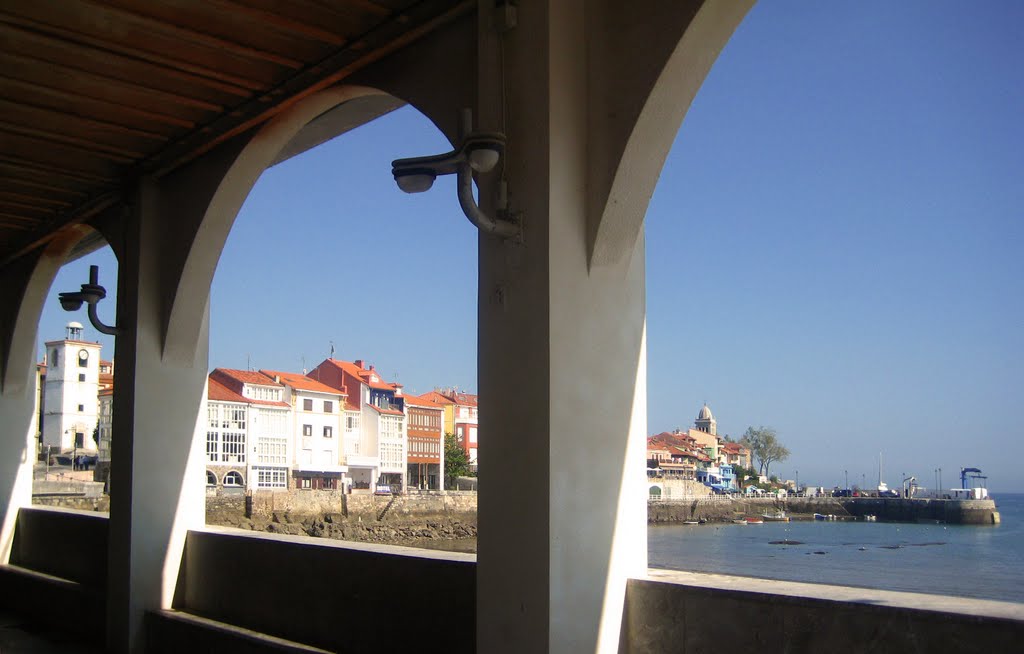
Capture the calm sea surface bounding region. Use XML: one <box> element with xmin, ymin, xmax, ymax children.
<box><xmin>648</xmin><ymin>493</ymin><xmax>1024</xmax><ymax>603</ymax></box>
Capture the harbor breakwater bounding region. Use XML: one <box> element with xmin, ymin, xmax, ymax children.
<box><xmin>650</xmin><ymin>496</ymin><xmax>1001</xmax><ymax>525</ymax></box>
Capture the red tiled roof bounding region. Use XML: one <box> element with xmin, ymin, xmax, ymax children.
<box><xmin>404</xmin><ymin>392</ymin><xmax>444</xmax><ymax>409</ymax></box>
<box><xmin>368</xmin><ymin>404</ymin><xmax>404</xmax><ymax>416</ymax></box>
<box><xmin>209</xmin><ymin>369</ymin><xmax>289</xmax><ymax>407</ymax></box>
<box><xmin>317</xmin><ymin>358</ymin><xmax>399</xmax><ymax>391</ymax></box>
<box><xmin>213</xmin><ymin>368</ymin><xmax>281</xmax><ymax>387</ymax></box>
<box><xmin>420</xmin><ymin>391</ymin><xmax>455</xmax><ymax>406</ymax></box>
<box><xmin>259</xmin><ymin>369</ymin><xmax>345</xmax><ymax>396</ymax></box>
<box><xmin>208</xmin><ymin>378</ymin><xmax>247</xmax><ymax>403</ymax></box>
<box><xmin>428</xmin><ymin>389</ymin><xmax>478</xmax><ymax>407</ymax></box>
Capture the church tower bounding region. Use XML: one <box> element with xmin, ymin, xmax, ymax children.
<box><xmin>695</xmin><ymin>403</ymin><xmax>717</xmax><ymax>436</ymax></box>
<box><xmin>42</xmin><ymin>322</ymin><xmax>102</xmax><ymax>453</ymax></box>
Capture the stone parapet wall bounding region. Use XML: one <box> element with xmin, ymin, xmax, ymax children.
<box><xmin>247</xmin><ymin>489</ymin><xmax>477</xmax><ymax>521</ymax></box>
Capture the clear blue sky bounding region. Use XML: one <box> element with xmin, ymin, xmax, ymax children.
<box><xmin>39</xmin><ymin>1</ymin><xmax>1023</xmax><ymax>491</ymax></box>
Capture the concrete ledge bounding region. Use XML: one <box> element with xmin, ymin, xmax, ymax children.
<box><xmin>0</xmin><ymin>564</ymin><xmax>105</xmax><ymax>647</ymax></box>
<box><xmin>11</xmin><ymin>506</ymin><xmax>108</xmax><ymax>588</ymax></box>
<box><xmin>621</xmin><ymin>569</ymin><xmax>1024</xmax><ymax>654</ymax></box>
<box><xmin>146</xmin><ymin>610</ymin><xmax>333</xmax><ymax>654</ymax></box>
<box><xmin>179</xmin><ymin>526</ymin><xmax>475</xmax><ymax>653</ymax></box>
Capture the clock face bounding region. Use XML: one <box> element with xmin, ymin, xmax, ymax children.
<box><xmin>78</xmin><ymin>349</ymin><xmax>89</xmax><ymax>363</ymax></box>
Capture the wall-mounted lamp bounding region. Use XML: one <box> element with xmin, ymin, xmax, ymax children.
<box><xmin>58</xmin><ymin>265</ymin><xmax>122</xmax><ymax>336</ymax></box>
<box><xmin>391</xmin><ymin>109</ymin><xmax>519</xmax><ymax>239</ymax></box>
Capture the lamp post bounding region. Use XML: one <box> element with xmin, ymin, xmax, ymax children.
<box><xmin>795</xmin><ymin>469</ymin><xmax>799</xmax><ymax>492</ymax></box>
<box><xmin>939</xmin><ymin>468</ymin><xmax>943</xmax><ymax>495</ymax></box>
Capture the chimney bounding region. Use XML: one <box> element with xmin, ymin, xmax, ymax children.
<box><xmin>355</xmin><ymin>359</ymin><xmax>363</xmax><ymax>369</ymax></box>
<box><xmin>369</xmin><ymin>364</ymin><xmax>374</xmax><ymax>371</ymax></box>
<box><xmin>274</xmin><ymin>375</ymin><xmax>280</xmax><ymax>383</ymax></box>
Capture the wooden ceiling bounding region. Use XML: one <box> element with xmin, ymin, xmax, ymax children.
<box><xmin>0</xmin><ymin>0</ymin><xmax>471</xmax><ymax>265</ymax></box>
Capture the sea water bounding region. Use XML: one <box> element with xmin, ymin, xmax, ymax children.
<box><xmin>648</xmin><ymin>493</ymin><xmax>1024</xmax><ymax>603</ymax></box>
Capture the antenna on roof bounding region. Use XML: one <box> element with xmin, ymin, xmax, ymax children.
<box><xmin>247</xmin><ymin>353</ymin><xmax>251</xmax><ymax>371</ymax></box>
<box><xmin>301</xmin><ymin>356</ymin><xmax>307</xmax><ymax>375</ymax></box>
<box><xmin>329</xmin><ymin>341</ymin><xmax>335</xmax><ymax>358</ymax></box>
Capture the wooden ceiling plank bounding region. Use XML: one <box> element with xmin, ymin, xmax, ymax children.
<box><xmin>0</xmin><ymin>22</ymin><xmax>256</xmax><ymax>100</ymax></box>
<box><xmin>0</xmin><ymin>210</ymin><xmax>46</xmax><ymax>224</ymax></box>
<box><xmin>151</xmin><ymin>0</ymin><xmax>474</xmax><ymax>176</ymax></box>
<box><xmin>0</xmin><ymin>75</ymin><xmax>195</xmax><ymax>131</ymax></box>
<box><xmin>311</xmin><ymin>0</ymin><xmax>392</xmax><ymax>18</ymax></box>
<box><xmin>0</xmin><ymin>13</ymin><xmax>266</xmax><ymax>93</ymax></box>
<box><xmin>1</xmin><ymin>52</ymin><xmax>225</xmax><ymax>114</ymax></box>
<box><xmin>0</xmin><ymin>191</ymin><xmax>74</xmax><ymax>208</ymax></box>
<box><xmin>208</xmin><ymin>0</ymin><xmax>346</xmax><ymax>46</ymax></box>
<box><xmin>74</xmin><ymin>0</ymin><xmax>304</xmax><ymax>69</ymax></box>
<box><xmin>0</xmin><ymin>200</ymin><xmax>56</xmax><ymax>218</ymax></box>
<box><xmin>0</xmin><ymin>175</ymin><xmax>90</xmax><ymax>199</ymax></box>
<box><xmin>0</xmin><ymin>122</ymin><xmax>144</xmax><ymax>163</ymax></box>
<box><xmin>0</xmin><ymin>98</ymin><xmax>166</xmax><ymax>142</ymax></box>
<box><xmin>217</xmin><ymin>0</ymin><xmax>387</xmax><ymax>36</ymax></box>
<box><xmin>0</xmin><ymin>152</ymin><xmax>119</xmax><ymax>186</ymax></box>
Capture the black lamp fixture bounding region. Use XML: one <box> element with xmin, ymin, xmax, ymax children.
<box><xmin>391</xmin><ymin>109</ymin><xmax>519</xmax><ymax>239</ymax></box>
<box><xmin>58</xmin><ymin>265</ymin><xmax>122</xmax><ymax>336</ymax></box>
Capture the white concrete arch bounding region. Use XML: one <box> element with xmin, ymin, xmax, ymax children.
<box><xmin>0</xmin><ymin>224</ymin><xmax>97</xmax><ymax>565</ymax></box>
<box><xmin>0</xmin><ymin>225</ymin><xmax>97</xmax><ymax>394</ymax></box>
<box><xmin>586</xmin><ymin>0</ymin><xmax>755</xmax><ymax>267</ymax></box>
<box><xmin>163</xmin><ymin>85</ymin><xmax>393</xmax><ymax>363</ymax></box>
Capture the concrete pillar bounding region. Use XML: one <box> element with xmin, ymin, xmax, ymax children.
<box><xmin>472</xmin><ymin>2</ymin><xmax>752</xmax><ymax>650</ymax></box>
<box><xmin>475</xmin><ymin>3</ymin><xmax>648</xmax><ymax>652</ymax></box>
<box><xmin>105</xmin><ymin>180</ymin><xmax>210</xmax><ymax>653</ymax></box>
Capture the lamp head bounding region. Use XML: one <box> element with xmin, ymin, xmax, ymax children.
<box><xmin>394</xmin><ymin>168</ymin><xmax>437</xmax><ymax>194</ymax></box>
<box><xmin>58</xmin><ymin>292</ymin><xmax>84</xmax><ymax>312</ymax></box>
<box><xmin>466</xmin><ymin>144</ymin><xmax>501</xmax><ymax>173</ymax></box>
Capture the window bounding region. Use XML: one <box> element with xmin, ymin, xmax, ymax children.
<box><xmin>52</xmin><ymin>349</ymin><xmax>59</xmax><ymax>366</ymax></box>
<box><xmin>300</xmin><ymin>477</ymin><xmax>312</xmax><ymax>489</ymax></box>
<box><xmin>346</xmin><ymin>415</ymin><xmax>360</xmax><ymax>430</ymax></box>
<box><xmin>303</xmin><ymin>398</ymin><xmax>313</xmax><ymax>411</ymax></box>
<box><xmin>257</xmin><ymin>437</ymin><xmax>288</xmax><ymax>465</ymax></box>
<box><xmin>206</xmin><ymin>432</ymin><xmax>219</xmax><ymax>462</ymax></box>
<box><xmin>222</xmin><ymin>432</ymin><xmax>245</xmax><ymax>463</ymax></box>
<box><xmin>223</xmin><ymin>471</ymin><xmax>243</xmax><ymax>487</ymax></box>
<box><xmin>323</xmin><ymin>426</ymin><xmax>333</xmax><ymax>438</ymax></box>
<box><xmin>206</xmin><ymin>471</ymin><xmax>217</xmax><ymax>486</ymax></box>
<box><xmin>255</xmin><ymin>467</ymin><xmax>287</xmax><ymax>488</ymax></box>
<box><xmin>324</xmin><ymin>401</ymin><xmax>333</xmax><ymax>413</ymax></box>
<box><xmin>303</xmin><ymin>424</ymin><xmax>312</xmax><ymax>437</ymax></box>
<box><xmin>79</xmin><ymin>374</ymin><xmax>86</xmax><ymax>382</ymax></box>
<box><xmin>78</xmin><ymin>404</ymin><xmax>85</xmax><ymax>412</ymax></box>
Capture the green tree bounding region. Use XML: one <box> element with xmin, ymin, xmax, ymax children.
<box><xmin>740</xmin><ymin>426</ymin><xmax>790</xmax><ymax>478</ymax></box>
<box><xmin>444</xmin><ymin>432</ymin><xmax>470</xmax><ymax>488</ymax></box>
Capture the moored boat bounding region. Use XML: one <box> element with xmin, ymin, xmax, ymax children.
<box><xmin>762</xmin><ymin>512</ymin><xmax>790</xmax><ymax>522</ymax></box>
<box><xmin>745</xmin><ymin>517</ymin><xmax>764</xmax><ymax>524</ymax></box>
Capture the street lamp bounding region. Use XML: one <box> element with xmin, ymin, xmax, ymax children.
<box><xmin>844</xmin><ymin>469</ymin><xmax>848</xmax><ymax>491</ymax></box>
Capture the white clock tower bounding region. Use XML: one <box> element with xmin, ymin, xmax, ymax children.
<box><xmin>41</xmin><ymin>322</ymin><xmax>103</xmax><ymax>453</ymax></box>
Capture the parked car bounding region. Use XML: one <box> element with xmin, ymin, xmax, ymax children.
<box><xmin>879</xmin><ymin>489</ymin><xmax>900</xmax><ymax>498</ymax></box>
<box><xmin>832</xmin><ymin>489</ymin><xmax>853</xmax><ymax>497</ymax></box>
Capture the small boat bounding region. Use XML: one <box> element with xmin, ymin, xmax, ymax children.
<box><xmin>814</xmin><ymin>513</ymin><xmax>836</xmax><ymax>521</ymax></box>
<box><xmin>864</xmin><ymin>514</ymin><xmax>877</xmax><ymax>522</ymax></box>
<box><xmin>762</xmin><ymin>513</ymin><xmax>790</xmax><ymax>522</ymax></box>
<box><xmin>745</xmin><ymin>517</ymin><xmax>764</xmax><ymax>524</ymax></box>
<box><xmin>732</xmin><ymin>519</ymin><xmax>747</xmax><ymax>525</ymax></box>
<box><xmin>682</xmin><ymin>520</ymin><xmax>699</xmax><ymax>525</ymax></box>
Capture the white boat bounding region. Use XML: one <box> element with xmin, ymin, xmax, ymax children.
<box><xmin>762</xmin><ymin>512</ymin><xmax>790</xmax><ymax>522</ymax></box>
